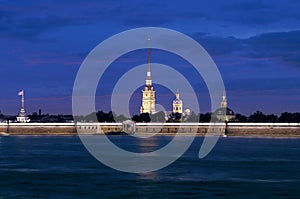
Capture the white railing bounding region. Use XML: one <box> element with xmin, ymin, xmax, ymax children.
<box><xmin>0</xmin><ymin>122</ymin><xmax>299</xmax><ymax>127</ymax></box>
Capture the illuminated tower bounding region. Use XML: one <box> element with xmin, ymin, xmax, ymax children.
<box><xmin>16</xmin><ymin>90</ymin><xmax>30</xmax><ymax>123</ymax></box>
<box><xmin>140</xmin><ymin>34</ymin><xmax>156</xmax><ymax>114</ymax></box>
<box><xmin>215</xmin><ymin>94</ymin><xmax>235</xmax><ymax>122</ymax></box>
<box><xmin>221</xmin><ymin>94</ymin><xmax>227</xmax><ymax>108</ymax></box>
<box><xmin>173</xmin><ymin>90</ymin><xmax>183</xmax><ymax>114</ymax></box>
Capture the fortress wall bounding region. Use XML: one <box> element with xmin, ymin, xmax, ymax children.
<box><xmin>0</xmin><ymin>125</ymin><xmax>7</xmax><ymax>133</ymax></box>
<box><xmin>4</xmin><ymin>124</ymin><xmax>76</xmax><ymax>135</ymax></box>
<box><xmin>227</xmin><ymin>126</ymin><xmax>300</xmax><ymax>137</ymax></box>
<box><xmin>76</xmin><ymin>124</ymin><xmax>122</xmax><ymax>134</ymax></box>
<box><xmin>135</xmin><ymin>125</ymin><xmax>210</xmax><ymax>135</ymax></box>
<box><xmin>0</xmin><ymin>123</ymin><xmax>300</xmax><ymax>136</ymax></box>
<box><xmin>0</xmin><ymin>123</ymin><xmax>123</xmax><ymax>135</ymax></box>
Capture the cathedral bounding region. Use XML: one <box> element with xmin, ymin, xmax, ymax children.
<box><xmin>140</xmin><ymin>35</ymin><xmax>156</xmax><ymax>114</ymax></box>
<box><xmin>140</xmin><ymin>35</ymin><xmax>183</xmax><ymax>115</ymax></box>
<box><xmin>140</xmin><ymin>35</ymin><xmax>235</xmax><ymax>121</ymax></box>
<box><xmin>139</xmin><ymin>35</ymin><xmax>233</xmax><ymax>122</ymax></box>
<box><xmin>215</xmin><ymin>94</ymin><xmax>235</xmax><ymax>121</ymax></box>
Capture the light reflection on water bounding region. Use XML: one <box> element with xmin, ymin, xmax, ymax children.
<box><xmin>0</xmin><ymin>136</ymin><xmax>300</xmax><ymax>198</ymax></box>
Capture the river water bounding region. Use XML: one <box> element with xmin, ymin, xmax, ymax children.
<box><xmin>0</xmin><ymin>136</ymin><xmax>300</xmax><ymax>198</ymax></box>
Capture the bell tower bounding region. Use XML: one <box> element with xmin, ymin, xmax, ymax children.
<box><xmin>140</xmin><ymin>34</ymin><xmax>156</xmax><ymax>114</ymax></box>
<box><xmin>173</xmin><ymin>90</ymin><xmax>183</xmax><ymax>114</ymax></box>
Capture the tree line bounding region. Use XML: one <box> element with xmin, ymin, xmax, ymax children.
<box><xmin>75</xmin><ymin>110</ymin><xmax>300</xmax><ymax>123</ymax></box>
<box><xmin>234</xmin><ymin>111</ymin><xmax>300</xmax><ymax>123</ymax></box>
<box><xmin>2</xmin><ymin>110</ymin><xmax>300</xmax><ymax>123</ymax></box>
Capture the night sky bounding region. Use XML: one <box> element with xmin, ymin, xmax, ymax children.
<box><xmin>0</xmin><ymin>0</ymin><xmax>299</xmax><ymax>115</ymax></box>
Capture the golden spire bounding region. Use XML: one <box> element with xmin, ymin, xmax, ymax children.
<box><xmin>146</xmin><ymin>33</ymin><xmax>152</xmax><ymax>86</ymax></box>
<box><xmin>147</xmin><ymin>33</ymin><xmax>150</xmax><ymax>73</ymax></box>
<box><xmin>176</xmin><ymin>89</ymin><xmax>180</xmax><ymax>99</ymax></box>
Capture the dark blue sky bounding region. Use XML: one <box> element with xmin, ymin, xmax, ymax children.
<box><xmin>0</xmin><ymin>0</ymin><xmax>300</xmax><ymax>115</ymax></box>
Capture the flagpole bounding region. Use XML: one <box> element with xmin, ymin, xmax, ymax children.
<box><xmin>21</xmin><ymin>90</ymin><xmax>24</xmax><ymax>110</ymax></box>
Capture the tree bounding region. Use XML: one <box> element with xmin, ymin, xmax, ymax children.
<box><xmin>199</xmin><ymin>113</ymin><xmax>211</xmax><ymax>122</ymax></box>
<box><xmin>140</xmin><ymin>113</ymin><xmax>151</xmax><ymax>123</ymax></box>
<box><xmin>105</xmin><ymin>111</ymin><xmax>115</xmax><ymax>122</ymax></box>
<box><xmin>0</xmin><ymin>110</ymin><xmax>4</xmax><ymax>120</ymax></box>
<box><xmin>266</xmin><ymin>114</ymin><xmax>278</xmax><ymax>123</ymax></box>
<box><xmin>183</xmin><ymin>111</ymin><xmax>198</xmax><ymax>122</ymax></box>
<box><xmin>234</xmin><ymin>113</ymin><xmax>247</xmax><ymax>122</ymax></box>
<box><xmin>150</xmin><ymin>111</ymin><xmax>166</xmax><ymax>122</ymax></box>
<box><xmin>131</xmin><ymin>113</ymin><xmax>151</xmax><ymax>123</ymax></box>
<box><xmin>167</xmin><ymin>112</ymin><xmax>182</xmax><ymax>122</ymax></box>
<box><xmin>248</xmin><ymin>111</ymin><xmax>267</xmax><ymax>122</ymax></box>
<box><xmin>132</xmin><ymin>114</ymin><xmax>141</xmax><ymax>122</ymax></box>
<box><xmin>278</xmin><ymin>112</ymin><xmax>300</xmax><ymax>123</ymax></box>
<box><xmin>81</xmin><ymin>111</ymin><xmax>116</xmax><ymax>122</ymax></box>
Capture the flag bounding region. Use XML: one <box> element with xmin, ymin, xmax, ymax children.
<box><xmin>18</xmin><ymin>90</ymin><xmax>23</xmax><ymax>96</ymax></box>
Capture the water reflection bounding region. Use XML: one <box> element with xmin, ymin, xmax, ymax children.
<box><xmin>137</xmin><ymin>171</ymin><xmax>160</xmax><ymax>181</ymax></box>
<box><xmin>133</xmin><ymin>135</ymin><xmax>173</xmax><ymax>153</ymax></box>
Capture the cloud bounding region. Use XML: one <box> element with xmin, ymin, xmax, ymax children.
<box><xmin>245</xmin><ymin>31</ymin><xmax>300</xmax><ymax>66</ymax></box>
<box><xmin>226</xmin><ymin>77</ymin><xmax>300</xmax><ymax>92</ymax></box>
<box><xmin>0</xmin><ymin>0</ymin><xmax>175</xmax><ymax>42</ymax></box>
<box><xmin>192</xmin><ymin>30</ymin><xmax>300</xmax><ymax>68</ymax></box>
<box><xmin>1</xmin><ymin>0</ymin><xmax>299</xmax><ymax>42</ymax></box>
<box><xmin>202</xmin><ymin>0</ymin><xmax>300</xmax><ymax>25</ymax></box>
<box><xmin>193</xmin><ymin>33</ymin><xmax>243</xmax><ymax>56</ymax></box>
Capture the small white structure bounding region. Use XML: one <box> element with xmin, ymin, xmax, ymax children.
<box><xmin>16</xmin><ymin>90</ymin><xmax>30</xmax><ymax>123</ymax></box>
<box><xmin>122</xmin><ymin>120</ymin><xmax>136</xmax><ymax>134</ymax></box>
